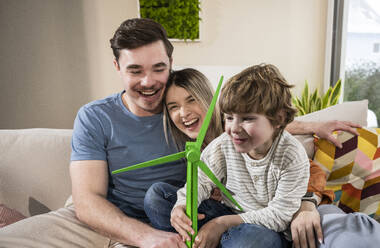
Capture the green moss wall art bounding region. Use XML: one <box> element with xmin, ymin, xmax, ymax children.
<box><xmin>139</xmin><ymin>0</ymin><xmax>201</xmax><ymax>41</ymax></box>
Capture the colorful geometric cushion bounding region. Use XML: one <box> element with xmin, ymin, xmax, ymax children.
<box><xmin>313</xmin><ymin>127</ymin><xmax>380</xmax><ymax>222</ymax></box>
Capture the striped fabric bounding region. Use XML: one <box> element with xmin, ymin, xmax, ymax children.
<box><xmin>313</xmin><ymin>128</ymin><xmax>380</xmax><ymax>222</ymax></box>
<box><xmin>0</xmin><ymin>204</ymin><xmax>26</xmax><ymax>228</ymax></box>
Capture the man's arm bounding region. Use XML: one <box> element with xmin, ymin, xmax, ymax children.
<box><xmin>70</xmin><ymin>160</ymin><xmax>186</xmax><ymax>248</ymax></box>
<box><xmin>286</xmin><ymin>120</ymin><xmax>361</xmax><ymax>148</ymax></box>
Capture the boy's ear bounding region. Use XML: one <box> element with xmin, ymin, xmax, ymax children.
<box><xmin>276</xmin><ymin>110</ymin><xmax>286</xmax><ymax>128</ymax></box>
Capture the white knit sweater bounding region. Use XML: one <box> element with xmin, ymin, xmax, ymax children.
<box><xmin>175</xmin><ymin>131</ymin><xmax>310</xmax><ymax>232</ymax></box>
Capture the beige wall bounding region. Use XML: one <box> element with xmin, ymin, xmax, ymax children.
<box><xmin>175</xmin><ymin>0</ymin><xmax>328</xmax><ymax>94</ymax></box>
<box><xmin>0</xmin><ymin>0</ymin><xmax>327</xmax><ymax>129</ymax></box>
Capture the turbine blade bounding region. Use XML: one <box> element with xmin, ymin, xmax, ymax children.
<box><xmin>196</xmin><ymin>161</ymin><xmax>244</xmax><ymax>211</ymax></box>
<box><xmin>112</xmin><ymin>151</ymin><xmax>186</xmax><ymax>174</ymax></box>
<box><xmin>195</xmin><ymin>76</ymin><xmax>224</xmax><ymax>148</ymax></box>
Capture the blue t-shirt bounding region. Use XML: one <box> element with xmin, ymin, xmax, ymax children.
<box><xmin>71</xmin><ymin>91</ymin><xmax>186</xmax><ymax>221</ymax></box>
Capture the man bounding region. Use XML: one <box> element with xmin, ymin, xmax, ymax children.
<box><xmin>69</xmin><ymin>18</ymin><xmax>188</xmax><ymax>247</ymax></box>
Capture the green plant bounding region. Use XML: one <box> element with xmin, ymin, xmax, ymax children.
<box><xmin>344</xmin><ymin>61</ymin><xmax>380</xmax><ymax>123</ymax></box>
<box><xmin>139</xmin><ymin>0</ymin><xmax>201</xmax><ymax>41</ymax></box>
<box><xmin>292</xmin><ymin>79</ymin><xmax>342</xmax><ymax>116</ymax></box>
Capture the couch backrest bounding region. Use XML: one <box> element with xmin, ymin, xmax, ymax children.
<box><xmin>0</xmin><ymin>128</ymin><xmax>72</xmax><ymax>217</ymax></box>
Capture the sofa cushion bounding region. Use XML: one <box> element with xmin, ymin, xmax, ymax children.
<box><xmin>313</xmin><ymin>127</ymin><xmax>380</xmax><ymax>221</ymax></box>
<box><xmin>294</xmin><ymin>100</ymin><xmax>368</xmax><ymax>159</ymax></box>
<box><xmin>0</xmin><ymin>204</ymin><xmax>26</xmax><ymax>228</ymax></box>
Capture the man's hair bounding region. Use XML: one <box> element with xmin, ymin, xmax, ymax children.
<box><xmin>164</xmin><ymin>68</ymin><xmax>223</xmax><ymax>150</ymax></box>
<box><xmin>219</xmin><ymin>64</ymin><xmax>297</xmax><ymax>131</ymax></box>
<box><xmin>110</xmin><ymin>18</ymin><xmax>173</xmax><ymax>62</ymax></box>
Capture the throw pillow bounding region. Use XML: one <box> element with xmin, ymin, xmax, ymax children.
<box><xmin>294</xmin><ymin>99</ymin><xmax>368</xmax><ymax>126</ymax></box>
<box><xmin>0</xmin><ymin>204</ymin><xmax>26</xmax><ymax>228</ymax></box>
<box><xmin>313</xmin><ymin>127</ymin><xmax>380</xmax><ymax>221</ymax></box>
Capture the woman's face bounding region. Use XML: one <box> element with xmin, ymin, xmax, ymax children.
<box><xmin>166</xmin><ymin>85</ymin><xmax>206</xmax><ymax>139</ymax></box>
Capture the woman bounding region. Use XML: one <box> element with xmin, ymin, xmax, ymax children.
<box><xmin>145</xmin><ymin>68</ymin><xmax>380</xmax><ymax>248</ymax></box>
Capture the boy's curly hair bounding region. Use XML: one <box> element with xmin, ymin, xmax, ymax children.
<box><xmin>219</xmin><ymin>64</ymin><xmax>297</xmax><ymax>131</ymax></box>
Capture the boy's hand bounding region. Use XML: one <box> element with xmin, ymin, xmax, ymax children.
<box><xmin>193</xmin><ymin>220</ymin><xmax>226</xmax><ymax>248</ymax></box>
<box><xmin>170</xmin><ymin>205</ymin><xmax>205</xmax><ymax>242</ymax></box>
<box><xmin>193</xmin><ymin>215</ymin><xmax>242</xmax><ymax>248</ymax></box>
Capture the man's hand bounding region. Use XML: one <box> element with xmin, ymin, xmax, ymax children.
<box><xmin>291</xmin><ymin>201</ymin><xmax>323</xmax><ymax>248</ymax></box>
<box><xmin>193</xmin><ymin>220</ymin><xmax>226</xmax><ymax>248</ymax></box>
<box><xmin>313</xmin><ymin>120</ymin><xmax>360</xmax><ymax>148</ymax></box>
<box><xmin>170</xmin><ymin>205</ymin><xmax>205</xmax><ymax>242</ymax></box>
<box><xmin>140</xmin><ymin>229</ymin><xmax>187</xmax><ymax>248</ymax></box>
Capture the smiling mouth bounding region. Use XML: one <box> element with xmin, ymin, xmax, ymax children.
<box><xmin>183</xmin><ymin>118</ymin><xmax>199</xmax><ymax>128</ymax></box>
<box><xmin>138</xmin><ymin>89</ymin><xmax>160</xmax><ymax>97</ymax></box>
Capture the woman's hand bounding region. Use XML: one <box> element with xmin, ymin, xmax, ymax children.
<box><xmin>291</xmin><ymin>201</ymin><xmax>323</xmax><ymax>248</ymax></box>
<box><xmin>313</xmin><ymin>120</ymin><xmax>360</xmax><ymax>148</ymax></box>
<box><xmin>286</xmin><ymin>120</ymin><xmax>361</xmax><ymax>148</ymax></box>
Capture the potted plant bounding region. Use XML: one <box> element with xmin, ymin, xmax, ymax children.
<box><xmin>292</xmin><ymin>79</ymin><xmax>342</xmax><ymax>116</ymax></box>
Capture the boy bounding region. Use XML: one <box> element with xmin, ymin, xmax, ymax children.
<box><xmin>170</xmin><ymin>64</ymin><xmax>310</xmax><ymax>248</ymax></box>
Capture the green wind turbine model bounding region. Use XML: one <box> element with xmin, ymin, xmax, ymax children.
<box><xmin>112</xmin><ymin>76</ymin><xmax>243</xmax><ymax>248</ymax></box>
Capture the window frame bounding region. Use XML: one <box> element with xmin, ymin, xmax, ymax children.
<box><xmin>324</xmin><ymin>0</ymin><xmax>349</xmax><ymax>100</ymax></box>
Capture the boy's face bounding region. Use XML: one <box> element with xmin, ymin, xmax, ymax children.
<box><xmin>114</xmin><ymin>40</ymin><xmax>172</xmax><ymax>117</ymax></box>
<box><xmin>224</xmin><ymin>112</ymin><xmax>276</xmax><ymax>159</ymax></box>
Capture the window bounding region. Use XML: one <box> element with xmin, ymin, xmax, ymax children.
<box><xmin>373</xmin><ymin>42</ymin><xmax>380</xmax><ymax>53</ymax></box>
<box><xmin>327</xmin><ymin>0</ymin><xmax>380</xmax><ymax>126</ymax></box>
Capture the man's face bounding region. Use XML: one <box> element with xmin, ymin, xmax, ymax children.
<box><xmin>114</xmin><ymin>40</ymin><xmax>172</xmax><ymax>116</ymax></box>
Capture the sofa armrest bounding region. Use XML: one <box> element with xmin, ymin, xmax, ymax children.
<box><xmin>0</xmin><ymin>128</ymin><xmax>72</xmax><ymax>217</ymax></box>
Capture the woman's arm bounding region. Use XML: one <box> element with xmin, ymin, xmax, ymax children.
<box><xmin>286</xmin><ymin>120</ymin><xmax>360</xmax><ymax>148</ymax></box>
<box><xmin>306</xmin><ymin>161</ymin><xmax>335</xmax><ymax>204</ymax></box>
